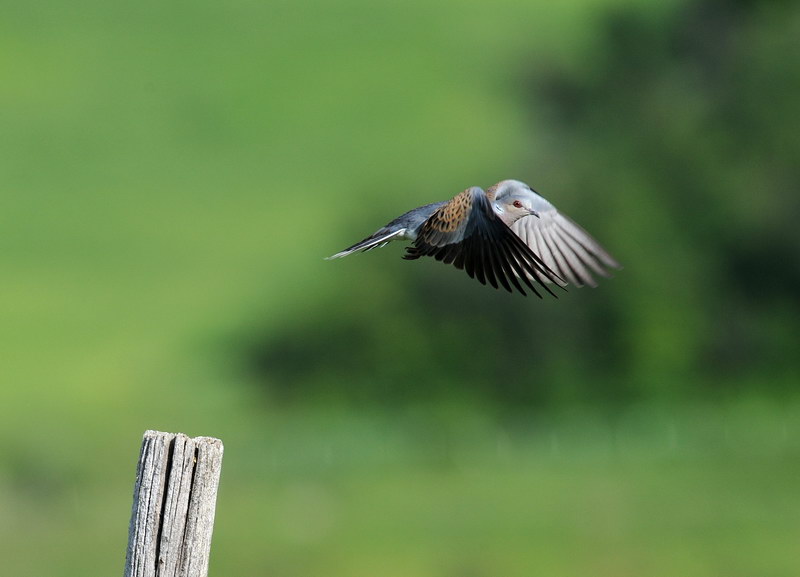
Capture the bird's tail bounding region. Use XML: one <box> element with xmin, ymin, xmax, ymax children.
<box><xmin>325</xmin><ymin>228</ymin><xmax>407</xmax><ymax>259</ymax></box>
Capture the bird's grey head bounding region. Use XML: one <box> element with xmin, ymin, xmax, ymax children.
<box><xmin>490</xmin><ymin>180</ymin><xmax>540</xmax><ymax>225</ymax></box>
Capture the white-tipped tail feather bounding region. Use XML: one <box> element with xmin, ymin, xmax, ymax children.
<box><xmin>326</xmin><ymin>228</ymin><xmax>407</xmax><ymax>259</ymax></box>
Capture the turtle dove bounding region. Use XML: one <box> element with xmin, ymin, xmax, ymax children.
<box><xmin>327</xmin><ymin>180</ymin><xmax>620</xmax><ymax>297</ymax></box>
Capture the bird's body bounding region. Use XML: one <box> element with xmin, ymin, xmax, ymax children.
<box><xmin>328</xmin><ymin>180</ymin><xmax>620</xmax><ymax>297</ymax></box>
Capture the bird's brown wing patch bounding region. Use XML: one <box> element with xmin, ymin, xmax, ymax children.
<box><xmin>413</xmin><ymin>188</ymin><xmax>475</xmax><ymax>246</ymax></box>
<box><xmin>404</xmin><ymin>187</ymin><xmax>562</xmax><ymax>297</ymax></box>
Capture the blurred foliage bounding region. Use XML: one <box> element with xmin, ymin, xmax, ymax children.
<box><xmin>1</xmin><ymin>0</ymin><xmax>799</xmax><ymax>576</ymax></box>
<box><xmin>530</xmin><ymin>0</ymin><xmax>800</xmax><ymax>393</ymax></box>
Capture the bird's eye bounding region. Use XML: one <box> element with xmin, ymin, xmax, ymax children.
<box><xmin>513</xmin><ymin>200</ymin><xmax>523</xmax><ymax>208</ymax></box>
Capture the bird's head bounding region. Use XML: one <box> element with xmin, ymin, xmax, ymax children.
<box><xmin>491</xmin><ymin>180</ymin><xmax>540</xmax><ymax>225</ymax></box>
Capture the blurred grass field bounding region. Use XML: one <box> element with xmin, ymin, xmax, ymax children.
<box><xmin>2</xmin><ymin>0</ymin><xmax>799</xmax><ymax>575</ymax></box>
<box><xmin>4</xmin><ymin>401</ymin><xmax>800</xmax><ymax>576</ymax></box>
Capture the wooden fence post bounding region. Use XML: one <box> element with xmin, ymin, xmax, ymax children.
<box><xmin>124</xmin><ymin>430</ymin><xmax>224</xmax><ymax>577</ymax></box>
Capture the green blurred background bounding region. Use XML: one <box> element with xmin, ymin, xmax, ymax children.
<box><xmin>2</xmin><ymin>0</ymin><xmax>799</xmax><ymax>575</ymax></box>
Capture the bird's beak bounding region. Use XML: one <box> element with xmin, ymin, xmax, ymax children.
<box><xmin>530</xmin><ymin>210</ymin><xmax>540</xmax><ymax>218</ymax></box>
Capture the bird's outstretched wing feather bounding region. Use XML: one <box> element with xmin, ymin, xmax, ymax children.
<box><xmin>404</xmin><ymin>187</ymin><xmax>563</xmax><ymax>297</ymax></box>
<box><xmin>511</xmin><ymin>194</ymin><xmax>621</xmax><ymax>287</ymax></box>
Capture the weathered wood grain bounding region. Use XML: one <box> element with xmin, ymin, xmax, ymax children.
<box><xmin>124</xmin><ymin>430</ymin><xmax>224</xmax><ymax>577</ymax></box>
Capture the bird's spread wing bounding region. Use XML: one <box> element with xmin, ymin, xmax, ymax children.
<box><xmin>404</xmin><ymin>187</ymin><xmax>563</xmax><ymax>297</ymax></box>
<box><xmin>511</xmin><ymin>194</ymin><xmax>620</xmax><ymax>287</ymax></box>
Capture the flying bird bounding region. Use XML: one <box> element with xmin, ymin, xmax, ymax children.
<box><xmin>327</xmin><ymin>180</ymin><xmax>620</xmax><ymax>297</ymax></box>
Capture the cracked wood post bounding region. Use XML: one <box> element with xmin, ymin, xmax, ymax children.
<box><xmin>124</xmin><ymin>430</ymin><xmax>224</xmax><ymax>577</ymax></box>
